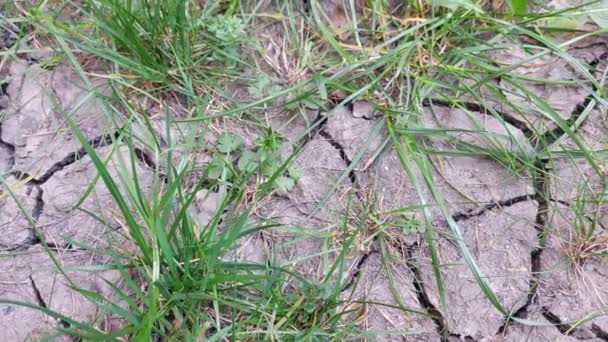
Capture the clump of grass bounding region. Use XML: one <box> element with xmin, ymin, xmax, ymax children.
<box><xmin>27</xmin><ymin>0</ymin><xmax>251</xmax><ymax>102</ymax></box>
<box><xmin>560</xmin><ymin>186</ymin><xmax>608</xmax><ymax>270</ymax></box>
<box><xmin>563</xmin><ymin>234</ymin><xmax>608</xmax><ymax>269</ymax></box>
<box><xmin>0</xmin><ymin>105</ymin><xmax>365</xmax><ymax>340</ymax></box>
<box><xmin>295</xmin><ymin>0</ymin><xmax>608</xmax><ymax>326</ymax></box>
<box><xmin>2</xmin><ymin>0</ymin><xmax>608</xmax><ymax>339</ymax></box>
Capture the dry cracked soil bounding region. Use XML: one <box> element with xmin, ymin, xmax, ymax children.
<box><xmin>1</xmin><ymin>4</ymin><xmax>608</xmax><ymax>342</ymax></box>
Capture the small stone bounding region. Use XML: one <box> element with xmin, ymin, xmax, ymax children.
<box><xmin>352</xmin><ymin>101</ymin><xmax>374</xmax><ymax>119</ymax></box>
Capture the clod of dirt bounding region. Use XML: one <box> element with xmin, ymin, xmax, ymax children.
<box><xmin>549</xmin><ymin>158</ymin><xmax>605</xmax><ymax>201</ymax></box>
<box><xmin>3</xmin><ymin>61</ymin><xmax>111</xmax><ymax>176</ymax></box>
<box><xmin>0</xmin><ymin>179</ymin><xmax>41</xmax><ymax>250</ymax></box>
<box><xmin>342</xmin><ymin>252</ymin><xmax>440</xmax><ymax>341</ymax></box>
<box><xmin>417</xmin><ymin>201</ymin><xmax>538</xmax><ymax>340</ymax></box>
<box><xmin>352</xmin><ymin>101</ymin><xmax>375</xmax><ymax>119</ymax></box>
<box><xmin>0</xmin><ymin>247</ymin><xmax>121</xmax><ymax>340</ymax></box>
<box><xmin>37</xmin><ymin>146</ymin><xmax>154</xmax><ymax>246</ymax></box>
<box><xmin>534</xmin><ymin>203</ymin><xmax>608</xmax><ymax>336</ymax></box>
<box><xmin>0</xmin><ymin>278</ymin><xmax>58</xmax><ymax>341</ymax></box>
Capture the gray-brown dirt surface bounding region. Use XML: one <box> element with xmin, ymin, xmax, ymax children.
<box><xmin>1</xmin><ymin>4</ymin><xmax>608</xmax><ymax>342</ymax></box>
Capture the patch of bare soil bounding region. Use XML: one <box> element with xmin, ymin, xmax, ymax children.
<box><xmin>0</xmin><ymin>60</ymin><xmax>153</xmax><ymax>338</ymax></box>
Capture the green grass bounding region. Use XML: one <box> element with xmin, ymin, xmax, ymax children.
<box><xmin>1</xmin><ymin>0</ymin><xmax>608</xmax><ymax>340</ymax></box>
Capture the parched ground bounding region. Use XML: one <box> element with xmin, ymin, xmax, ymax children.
<box><xmin>1</xmin><ymin>1</ymin><xmax>608</xmax><ymax>341</ymax></box>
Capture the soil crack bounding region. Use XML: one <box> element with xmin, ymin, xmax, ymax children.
<box><xmin>318</xmin><ymin>129</ymin><xmax>357</xmax><ymax>186</ymax></box>
<box><xmin>0</xmin><ymin>185</ymin><xmax>44</xmax><ymax>252</ymax></box>
<box><xmin>592</xmin><ymin>324</ymin><xmax>608</xmax><ymax>341</ymax></box>
<box><xmin>498</xmin><ymin>50</ymin><xmax>608</xmax><ymax>336</ymax></box>
<box><xmin>134</xmin><ymin>147</ymin><xmax>157</xmax><ymax>169</ymax></box>
<box><xmin>536</xmin><ymin>52</ymin><xmax>607</xmax><ymax>147</ymax></box>
<box><xmin>294</xmin><ymin>110</ymin><xmax>328</xmax><ymax>150</ymax></box>
<box><xmin>11</xmin><ymin>132</ymin><xmax>119</xmax><ymax>185</ymax></box>
<box><xmin>497</xmin><ymin>48</ymin><xmax>607</xmax><ymax>337</ymax></box>
<box><xmin>340</xmin><ymin>249</ymin><xmax>376</xmax><ymax>293</ymax></box>
<box><xmin>0</xmin><ymin>125</ymin><xmax>16</xmax><ymax>170</ymax></box>
<box><xmin>548</xmin><ymin>197</ymin><xmax>608</xmax><ymax>231</ymax></box>
<box><xmin>452</xmin><ymin>194</ymin><xmax>534</xmax><ymax>222</ymax></box>
<box><xmin>498</xmin><ymin>159</ymin><xmax>549</xmax><ymax>334</ymax></box>
<box><xmin>401</xmin><ymin>242</ymin><xmax>479</xmax><ymax>341</ymax></box>
<box><xmin>29</xmin><ymin>275</ymin><xmax>71</xmax><ymax>329</ymax></box>
<box><xmin>134</xmin><ymin>146</ymin><xmax>168</xmax><ymax>183</ymax></box>
<box><xmin>422</xmin><ymin>98</ymin><xmax>532</xmax><ymax>137</ymax></box>
<box><xmin>498</xmin><ymin>47</ymin><xmax>607</xmax><ymax>331</ymax></box>
<box><xmin>0</xmin><ymin>81</ymin><xmax>8</xmax><ymax>97</ymax></box>
<box><xmin>31</xmin><ymin>185</ymin><xmax>44</xmax><ymax>220</ymax></box>
<box><xmin>29</xmin><ymin>275</ymin><xmax>48</xmax><ymax>309</ymax></box>
<box><xmin>405</xmin><ymin>245</ymin><xmax>446</xmax><ymax>337</ymax></box>
<box><xmin>295</xmin><ymin>106</ymin><xmax>363</xmax><ymax>200</ymax></box>
<box><xmin>541</xmin><ymin>306</ymin><xmax>607</xmax><ymax>341</ymax></box>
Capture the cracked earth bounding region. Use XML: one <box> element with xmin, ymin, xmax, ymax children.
<box><xmin>2</xmin><ymin>8</ymin><xmax>608</xmax><ymax>342</ymax></box>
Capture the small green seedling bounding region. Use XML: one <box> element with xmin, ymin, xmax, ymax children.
<box><xmin>207</xmin><ymin>129</ymin><xmax>301</xmax><ymax>193</ymax></box>
<box><xmin>198</xmin><ymin>14</ymin><xmax>246</xmax><ymax>64</ymax></box>
<box><xmin>198</xmin><ymin>15</ymin><xmax>245</xmax><ymax>47</ymax></box>
<box><xmin>248</xmin><ymin>76</ymin><xmax>282</xmax><ymax>99</ymax></box>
